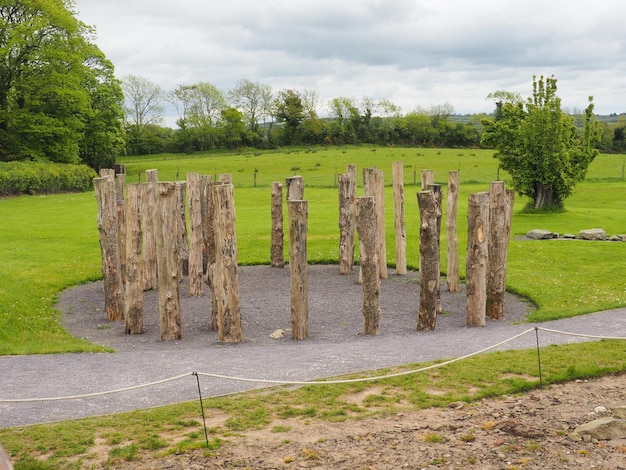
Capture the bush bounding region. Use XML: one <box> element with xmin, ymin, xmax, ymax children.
<box><xmin>0</xmin><ymin>161</ymin><xmax>97</xmax><ymax>196</ymax></box>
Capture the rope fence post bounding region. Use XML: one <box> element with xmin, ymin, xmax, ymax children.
<box><xmin>193</xmin><ymin>372</ymin><xmax>210</xmax><ymax>449</ymax></box>
<box><xmin>535</xmin><ymin>326</ymin><xmax>543</xmax><ymax>388</ymax></box>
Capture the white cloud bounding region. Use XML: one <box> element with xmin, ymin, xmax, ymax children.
<box><xmin>74</xmin><ymin>0</ymin><xmax>626</xmax><ymax>123</ymax></box>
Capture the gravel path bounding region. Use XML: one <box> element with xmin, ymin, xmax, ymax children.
<box><xmin>1</xmin><ymin>265</ymin><xmax>624</xmax><ymax>428</ymax></box>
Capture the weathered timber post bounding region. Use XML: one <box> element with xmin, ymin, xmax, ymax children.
<box><xmin>417</xmin><ymin>190</ymin><xmax>439</xmax><ymax>331</ymax></box>
<box><xmin>466</xmin><ymin>192</ymin><xmax>490</xmax><ymax>327</ymax></box>
<box><xmin>219</xmin><ymin>173</ymin><xmax>232</xmax><ymax>184</ymax></box>
<box><xmin>124</xmin><ymin>184</ymin><xmax>144</xmax><ymax>334</ymax></box>
<box><xmin>393</xmin><ymin>161</ymin><xmax>407</xmax><ymax>275</ymax></box>
<box><xmin>271</xmin><ymin>182</ymin><xmax>285</xmax><ymax>268</ymax></box>
<box><xmin>446</xmin><ymin>171</ymin><xmax>460</xmax><ymax>292</ymax></box>
<box><xmin>94</xmin><ymin>176</ymin><xmax>125</xmax><ymax>321</ymax></box>
<box><xmin>115</xmin><ymin>173</ymin><xmax>127</xmax><ymax>285</ymax></box>
<box><xmin>286</xmin><ymin>175</ymin><xmax>304</xmax><ymax>201</ymax></box>
<box><xmin>142</xmin><ymin>169</ymin><xmax>159</xmax><ymax>290</ymax></box>
<box><xmin>427</xmin><ymin>183</ymin><xmax>443</xmax><ymax>314</ymax></box>
<box><xmin>199</xmin><ymin>174</ymin><xmax>213</xmax><ymax>277</ymax></box>
<box><xmin>206</xmin><ymin>181</ymin><xmax>220</xmax><ymax>330</ymax></box>
<box><xmin>175</xmin><ymin>181</ymin><xmax>189</xmax><ymax>278</ymax></box>
<box><xmin>187</xmin><ymin>173</ymin><xmax>203</xmax><ymax>295</ymax></box>
<box><xmin>486</xmin><ymin>182</ymin><xmax>512</xmax><ymax>320</ymax></box>
<box><xmin>155</xmin><ymin>182</ymin><xmax>182</xmax><ymax>341</ymax></box>
<box><xmin>338</xmin><ymin>164</ymin><xmax>357</xmax><ymax>274</ymax></box>
<box><xmin>421</xmin><ymin>169</ymin><xmax>434</xmax><ymax>191</ymax></box>
<box><xmin>212</xmin><ymin>183</ymin><xmax>243</xmax><ymax>343</ymax></box>
<box><xmin>363</xmin><ymin>167</ymin><xmax>388</xmax><ymax>279</ymax></box>
<box><xmin>289</xmin><ymin>199</ymin><xmax>309</xmax><ymax>340</ymax></box>
<box><xmin>99</xmin><ymin>168</ymin><xmax>115</xmax><ymax>178</ymax></box>
<box><xmin>356</xmin><ymin>196</ymin><xmax>380</xmax><ymax>335</ymax></box>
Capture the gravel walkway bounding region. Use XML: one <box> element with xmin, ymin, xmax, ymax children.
<box><xmin>1</xmin><ymin>265</ymin><xmax>624</xmax><ymax>428</ymax></box>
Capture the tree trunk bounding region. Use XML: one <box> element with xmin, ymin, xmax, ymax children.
<box><xmin>289</xmin><ymin>199</ymin><xmax>309</xmax><ymax>340</ymax></box>
<box><xmin>271</xmin><ymin>182</ymin><xmax>285</xmax><ymax>268</ymax></box>
<box><xmin>115</xmin><ymin>173</ymin><xmax>126</xmax><ymax>286</ymax></box>
<box><xmin>175</xmin><ymin>181</ymin><xmax>189</xmax><ymax>279</ymax></box>
<box><xmin>205</xmin><ymin>181</ymin><xmax>220</xmax><ymax>331</ymax></box>
<box><xmin>363</xmin><ymin>167</ymin><xmax>388</xmax><ymax>279</ymax></box>
<box><xmin>142</xmin><ymin>169</ymin><xmax>159</xmax><ymax>291</ymax></box>
<box><xmin>286</xmin><ymin>175</ymin><xmax>304</xmax><ymax>201</ymax></box>
<box><xmin>420</xmin><ymin>169</ymin><xmax>434</xmax><ymax>191</ymax></box>
<box><xmin>155</xmin><ymin>182</ymin><xmax>182</xmax><ymax>341</ymax></box>
<box><xmin>212</xmin><ymin>183</ymin><xmax>243</xmax><ymax>343</ymax></box>
<box><xmin>338</xmin><ymin>167</ymin><xmax>357</xmax><ymax>274</ymax></box>
<box><xmin>124</xmin><ymin>184</ymin><xmax>144</xmax><ymax>334</ymax></box>
<box><xmin>94</xmin><ymin>176</ymin><xmax>125</xmax><ymax>321</ymax></box>
<box><xmin>187</xmin><ymin>173</ymin><xmax>203</xmax><ymax>296</ymax></box>
<box><xmin>393</xmin><ymin>161</ymin><xmax>407</xmax><ymax>275</ymax></box>
<box><xmin>533</xmin><ymin>182</ymin><xmax>555</xmax><ymax>209</ymax></box>
<box><xmin>417</xmin><ymin>190</ymin><xmax>439</xmax><ymax>331</ymax></box>
<box><xmin>487</xmin><ymin>181</ymin><xmax>509</xmax><ymax>320</ymax></box>
<box><xmin>427</xmin><ymin>184</ymin><xmax>443</xmax><ymax>314</ymax></box>
<box><xmin>466</xmin><ymin>192</ymin><xmax>490</xmax><ymax>327</ymax></box>
<box><xmin>356</xmin><ymin>196</ymin><xmax>380</xmax><ymax>335</ymax></box>
<box><xmin>446</xmin><ymin>171</ymin><xmax>460</xmax><ymax>292</ymax></box>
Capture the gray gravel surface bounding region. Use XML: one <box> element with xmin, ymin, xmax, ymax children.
<box><xmin>1</xmin><ymin>265</ymin><xmax>624</xmax><ymax>428</ymax></box>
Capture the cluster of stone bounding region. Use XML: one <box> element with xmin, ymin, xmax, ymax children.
<box><xmin>526</xmin><ymin>228</ymin><xmax>625</xmax><ymax>241</ymax></box>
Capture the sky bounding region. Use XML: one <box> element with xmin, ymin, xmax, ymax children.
<box><xmin>73</xmin><ymin>0</ymin><xmax>626</xmax><ymax>125</ymax></box>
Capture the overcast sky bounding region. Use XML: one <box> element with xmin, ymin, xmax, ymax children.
<box><xmin>73</xmin><ymin>0</ymin><xmax>625</xmax><ymax>124</ymax></box>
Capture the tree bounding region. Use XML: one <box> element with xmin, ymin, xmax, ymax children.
<box><xmin>272</xmin><ymin>89</ymin><xmax>305</xmax><ymax>145</ymax></box>
<box><xmin>122</xmin><ymin>75</ymin><xmax>164</xmax><ymax>128</ymax></box>
<box><xmin>0</xmin><ymin>0</ymin><xmax>124</xmax><ymax>167</ymax></box>
<box><xmin>228</xmin><ymin>79</ymin><xmax>272</xmax><ymax>136</ymax></box>
<box><xmin>481</xmin><ymin>75</ymin><xmax>601</xmax><ymax>210</ymax></box>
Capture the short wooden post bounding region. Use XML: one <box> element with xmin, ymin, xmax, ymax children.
<box><xmin>155</xmin><ymin>182</ymin><xmax>182</xmax><ymax>341</ymax></box>
<box><xmin>175</xmin><ymin>182</ymin><xmax>189</xmax><ymax>278</ymax></box>
<box><xmin>338</xmin><ymin>165</ymin><xmax>357</xmax><ymax>274</ymax></box>
<box><xmin>212</xmin><ymin>183</ymin><xmax>243</xmax><ymax>343</ymax></box>
<box><xmin>392</xmin><ymin>161</ymin><xmax>407</xmax><ymax>275</ymax></box>
<box><xmin>486</xmin><ymin>182</ymin><xmax>512</xmax><ymax>320</ymax></box>
<box><xmin>466</xmin><ymin>192</ymin><xmax>490</xmax><ymax>327</ymax></box>
<box><xmin>363</xmin><ymin>167</ymin><xmax>387</xmax><ymax>279</ymax></box>
<box><xmin>356</xmin><ymin>196</ymin><xmax>380</xmax><ymax>335</ymax></box>
<box><xmin>427</xmin><ymin>183</ymin><xmax>443</xmax><ymax>314</ymax></box>
<box><xmin>142</xmin><ymin>169</ymin><xmax>159</xmax><ymax>290</ymax></box>
<box><xmin>417</xmin><ymin>190</ymin><xmax>439</xmax><ymax>331</ymax></box>
<box><xmin>271</xmin><ymin>182</ymin><xmax>285</xmax><ymax>268</ymax></box>
<box><xmin>446</xmin><ymin>171</ymin><xmax>460</xmax><ymax>292</ymax></box>
<box><xmin>99</xmin><ymin>168</ymin><xmax>115</xmax><ymax>178</ymax></box>
<box><xmin>289</xmin><ymin>199</ymin><xmax>309</xmax><ymax>340</ymax></box>
<box><xmin>420</xmin><ymin>169</ymin><xmax>434</xmax><ymax>191</ymax></box>
<box><xmin>187</xmin><ymin>173</ymin><xmax>203</xmax><ymax>295</ymax></box>
<box><xmin>94</xmin><ymin>176</ymin><xmax>125</xmax><ymax>321</ymax></box>
<box><xmin>285</xmin><ymin>175</ymin><xmax>304</xmax><ymax>201</ymax></box>
<box><xmin>124</xmin><ymin>184</ymin><xmax>143</xmax><ymax>334</ymax></box>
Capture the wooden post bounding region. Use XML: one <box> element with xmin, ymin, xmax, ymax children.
<box><xmin>420</xmin><ymin>169</ymin><xmax>434</xmax><ymax>191</ymax></box>
<box><xmin>363</xmin><ymin>167</ymin><xmax>387</xmax><ymax>279</ymax></box>
<box><xmin>338</xmin><ymin>165</ymin><xmax>357</xmax><ymax>274</ymax></box>
<box><xmin>427</xmin><ymin>183</ymin><xmax>443</xmax><ymax>314</ymax></box>
<box><xmin>206</xmin><ymin>181</ymin><xmax>220</xmax><ymax>331</ymax></box>
<box><xmin>187</xmin><ymin>173</ymin><xmax>203</xmax><ymax>295</ymax></box>
<box><xmin>356</xmin><ymin>196</ymin><xmax>380</xmax><ymax>335</ymax></box>
<box><xmin>285</xmin><ymin>175</ymin><xmax>304</xmax><ymax>201</ymax></box>
<box><xmin>142</xmin><ymin>169</ymin><xmax>159</xmax><ymax>290</ymax></box>
<box><xmin>199</xmin><ymin>174</ymin><xmax>213</xmax><ymax>278</ymax></box>
<box><xmin>271</xmin><ymin>182</ymin><xmax>285</xmax><ymax>268</ymax></box>
<box><xmin>417</xmin><ymin>190</ymin><xmax>439</xmax><ymax>331</ymax></box>
<box><xmin>94</xmin><ymin>176</ymin><xmax>125</xmax><ymax>321</ymax></box>
<box><xmin>392</xmin><ymin>161</ymin><xmax>407</xmax><ymax>275</ymax></box>
<box><xmin>175</xmin><ymin>181</ymin><xmax>189</xmax><ymax>278</ymax></box>
<box><xmin>289</xmin><ymin>199</ymin><xmax>309</xmax><ymax>340</ymax></box>
<box><xmin>99</xmin><ymin>168</ymin><xmax>115</xmax><ymax>178</ymax></box>
<box><xmin>486</xmin><ymin>182</ymin><xmax>512</xmax><ymax>320</ymax></box>
<box><xmin>115</xmin><ymin>173</ymin><xmax>126</xmax><ymax>285</ymax></box>
<box><xmin>124</xmin><ymin>184</ymin><xmax>144</xmax><ymax>334</ymax></box>
<box><xmin>466</xmin><ymin>192</ymin><xmax>490</xmax><ymax>327</ymax></box>
<box><xmin>155</xmin><ymin>182</ymin><xmax>182</xmax><ymax>341</ymax></box>
<box><xmin>212</xmin><ymin>183</ymin><xmax>243</xmax><ymax>343</ymax></box>
<box><xmin>446</xmin><ymin>171</ymin><xmax>460</xmax><ymax>292</ymax></box>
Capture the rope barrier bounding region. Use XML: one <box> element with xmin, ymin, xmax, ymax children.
<box><xmin>0</xmin><ymin>326</ymin><xmax>624</xmax><ymax>404</ymax></box>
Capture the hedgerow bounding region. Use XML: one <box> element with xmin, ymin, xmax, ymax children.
<box><xmin>0</xmin><ymin>161</ymin><xmax>97</xmax><ymax>196</ymax></box>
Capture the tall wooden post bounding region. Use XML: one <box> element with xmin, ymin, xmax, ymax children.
<box><xmin>206</xmin><ymin>181</ymin><xmax>220</xmax><ymax>330</ymax></box>
<box><xmin>421</xmin><ymin>169</ymin><xmax>434</xmax><ymax>191</ymax></box>
<box><xmin>363</xmin><ymin>167</ymin><xmax>387</xmax><ymax>279</ymax></box>
<box><xmin>427</xmin><ymin>184</ymin><xmax>443</xmax><ymax>314</ymax></box>
<box><xmin>487</xmin><ymin>182</ymin><xmax>511</xmax><ymax>320</ymax></box>
<box><xmin>94</xmin><ymin>176</ymin><xmax>125</xmax><ymax>321</ymax></box>
<box><xmin>187</xmin><ymin>173</ymin><xmax>203</xmax><ymax>296</ymax></box>
<box><xmin>271</xmin><ymin>182</ymin><xmax>285</xmax><ymax>268</ymax></box>
<box><xmin>466</xmin><ymin>192</ymin><xmax>490</xmax><ymax>327</ymax></box>
<box><xmin>199</xmin><ymin>175</ymin><xmax>213</xmax><ymax>277</ymax></box>
<box><xmin>212</xmin><ymin>183</ymin><xmax>243</xmax><ymax>343</ymax></box>
<box><xmin>124</xmin><ymin>184</ymin><xmax>144</xmax><ymax>334</ymax></box>
<box><xmin>155</xmin><ymin>182</ymin><xmax>182</xmax><ymax>341</ymax></box>
<box><xmin>338</xmin><ymin>165</ymin><xmax>357</xmax><ymax>274</ymax></box>
<box><xmin>289</xmin><ymin>199</ymin><xmax>309</xmax><ymax>340</ymax></box>
<box><xmin>142</xmin><ymin>169</ymin><xmax>158</xmax><ymax>290</ymax></box>
<box><xmin>446</xmin><ymin>171</ymin><xmax>460</xmax><ymax>292</ymax></box>
<box><xmin>115</xmin><ymin>173</ymin><xmax>126</xmax><ymax>285</ymax></box>
<box><xmin>417</xmin><ymin>190</ymin><xmax>439</xmax><ymax>331</ymax></box>
<box><xmin>392</xmin><ymin>161</ymin><xmax>407</xmax><ymax>275</ymax></box>
<box><xmin>356</xmin><ymin>196</ymin><xmax>380</xmax><ymax>335</ymax></box>
<box><xmin>175</xmin><ymin>182</ymin><xmax>189</xmax><ymax>278</ymax></box>
<box><xmin>286</xmin><ymin>175</ymin><xmax>304</xmax><ymax>201</ymax></box>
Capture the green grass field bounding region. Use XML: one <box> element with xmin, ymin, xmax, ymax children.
<box><xmin>0</xmin><ymin>146</ymin><xmax>625</xmax><ymax>354</ymax></box>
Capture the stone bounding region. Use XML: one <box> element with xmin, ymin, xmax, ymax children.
<box><xmin>562</xmin><ymin>233</ymin><xmax>576</xmax><ymax>239</ymax></box>
<box><xmin>578</xmin><ymin>228</ymin><xmax>606</xmax><ymax>240</ymax></box>
<box><xmin>608</xmin><ymin>235</ymin><xmax>622</xmax><ymax>241</ymax></box>
<box><xmin>570</xmin><ymin>417</ymin><xmax>626</xmax><ymax>441</ymax></box>
<box><xmin>526</xmin><ymin>229</ymin><xmax>558</xmax><ymax>240</ymax></box>
<box><xmin>612</xmin><ymin>406</ymin><xmax>626</xmax><ymax>419</ymax></box>
<box><xmin>269</xmin><ymin>329</ymin><xmax>285</xmax><ymax>339</ymax></box>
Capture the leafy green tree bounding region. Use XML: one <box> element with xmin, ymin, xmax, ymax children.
<box><xmin>0</xmin><ymin>0</ymin><xmax>124</xmax><ymax>168</ymax></box>
<box><xmin>481</xmin><ymin>75</ymin><xmax>601</xmax><ymax>210</ymax></box>
<box><xmin>228</xmin><ymin>79</ymin><xmax>272</xmax><ymax>137</ymax></box>
<box><xmin>272</xmin><ymin>89</ymin><xmax>305</xmax><ymax>145</ymax></box>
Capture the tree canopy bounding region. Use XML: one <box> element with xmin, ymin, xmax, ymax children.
<box><xmin>481</xmin><ymin>75</ymin><xmax>601</xmax><ymax>210</ymax></box>
<box><xmin>0</xmin><ymin>0</ymin><xmax>124</xmax><ymax>169</ymax></box>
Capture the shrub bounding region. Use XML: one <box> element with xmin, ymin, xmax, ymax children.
<box><xmin>0</xmin><ymin>161</ymin><xmax>97</xmax><ymax>196</ymax></box>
